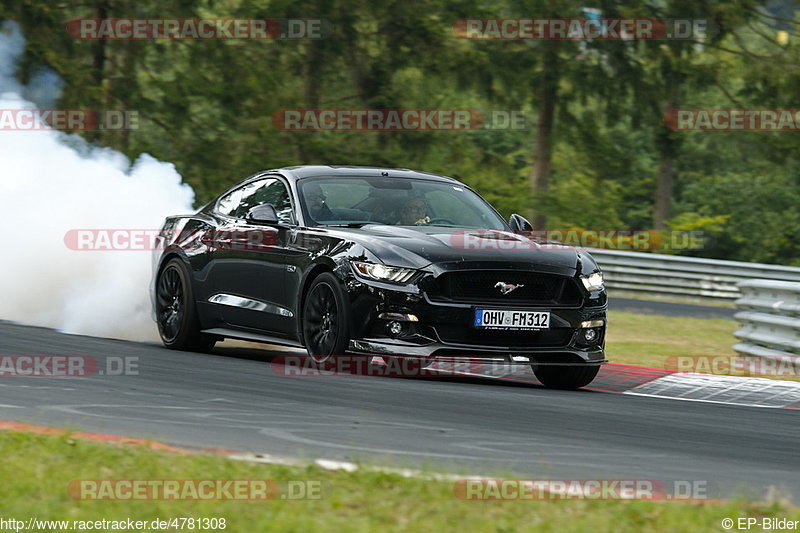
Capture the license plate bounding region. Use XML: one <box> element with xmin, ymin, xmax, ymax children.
<box><xmin>474</xmin><ymin>309</ymin><xmax>550</xmax><ymax>330</ymax></box>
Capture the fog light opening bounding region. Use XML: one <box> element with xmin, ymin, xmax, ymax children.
<box><xmin>584</xmin><ymin>329</ymin><xmax>597</xmax><ymax>342</ymax></box>
<box><xmin>388</xmin><ymin>321</ymin><xmax>404</xmax><ymax>337</ymax></box>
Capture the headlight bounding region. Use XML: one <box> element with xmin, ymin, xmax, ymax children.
<box><xmin>352</xmin><ymin>262</ymin><xmax>417</xmax><ymax>284</ymax></box>
<box><xmin>581</xmin><ymin>272</ymin><xmax>604</xmax><ymax>292</ymax></box>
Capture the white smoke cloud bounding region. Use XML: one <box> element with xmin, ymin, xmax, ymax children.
<box><xmin>24</xmin><ymin>67</ymin><xmax>63</xmax><ymax>109</ymax></box>
<box><xmin>0</xmin><ymin>21</ymin><xmax>195</xmax><ymax>342</ymax></box>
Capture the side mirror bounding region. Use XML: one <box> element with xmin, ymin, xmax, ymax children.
<box><xmin>508</xmin><ymin>214</ymin><xmax>532</xmax><ymax>231</ymax></box>
<box><xmin>246</xmin><ymin>204</ymin><xmax>279</xmax><ymax>224</ymax></box>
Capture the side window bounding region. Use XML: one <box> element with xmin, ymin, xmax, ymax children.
<box><xmin>251</xmin><ymin>179</ymin><xmax>294</xmax><ymax>224</ymax></box>
<box><xmin>217</xmin><ymin>184</ymin><xmax>249</xmax><ymax>217</ymax></box>
<box><xmin>234</xmin><ymin>180</ymin><xmax>271</xmax><ymax>219</ymax></box>
<box><xmin>218</xmin><ymin>178</ymin><xmax>295</xmax><ymax>224</ymax></box>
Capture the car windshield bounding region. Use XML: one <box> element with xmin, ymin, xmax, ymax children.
<box><xmin>298</xmin><ymin>177</ymin><xmax>508</xmax><ymax>229</ymax></box>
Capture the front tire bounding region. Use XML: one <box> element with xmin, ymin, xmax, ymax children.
<box><xmin>533</xmin><ymin>365</ymin><xmax>599</xmax><ymax>390</ymax></box>
<box><xmin>155</xmin><ymin>259</ymin><xmax>216</xmax><ymax>352</ymax></box>
<box><xmin>302</xmin><ymin>273</ymin><xmax>351</xmax><ymax>363</ymax></box>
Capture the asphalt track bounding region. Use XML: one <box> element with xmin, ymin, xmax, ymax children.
<box><xmin>608</xmin><ymin>297</ymin><xmax>737</xmax><ymax>319</ymax></box>
<box><xmin>1</xmin><ymin>321</ymin><xmax>798</xmax><ymax>502</ymax></box>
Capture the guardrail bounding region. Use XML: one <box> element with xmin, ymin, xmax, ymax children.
<box><xmin>588</xmin><ymin>249</ymin><xmax>800</xmax><ymax>301</ymax></box>
<box><xmin>733</xmin><ymin>280</ymin><xmax>800</xmax><ymax>358</ymax></box>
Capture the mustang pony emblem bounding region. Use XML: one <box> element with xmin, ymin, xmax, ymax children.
<box><xmin>494</xmin><ymin>281</ymin><xmax>524</xmax><ymax>295</ymax></box>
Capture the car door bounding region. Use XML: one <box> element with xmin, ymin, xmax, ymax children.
<box><xmin>210</xmin><ymin>176</ymin><xmax>297</xmax><ymax>335</ymax></box>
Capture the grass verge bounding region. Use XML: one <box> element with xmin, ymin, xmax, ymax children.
<box><xmin>605</xmin><ymin>311</ymin><xmax>738</xmax><ymax>369</ymax></box>
<box><xmin>605</xmin><ymin>311</ymin><xmax>799</xmax><ymax>382</ymax></box>
<box><xmin>0</xmin><ymin>430</ymin><xmax>798</xmax><ymax>533</ymax></box>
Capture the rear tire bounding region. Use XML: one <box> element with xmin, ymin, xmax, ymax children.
<box><xmin>155</xmin><ymin>259</ymin><xmax>216</xmax><ymax>353</ymax></box>
<box><xmin>533</xmin><ymin>365</ymin><xmax>599</xmax><ymax>390</ymax></box>
<box><xmin>302</xmin><ymin>273</ymin><xmax>351</xmax><ymax>363</ymax></box>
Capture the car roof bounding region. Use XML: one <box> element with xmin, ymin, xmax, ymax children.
<box><xmin>262</xmin><ymin>165</ymin><xmax>463</xmax><ymax>184</ymax></box>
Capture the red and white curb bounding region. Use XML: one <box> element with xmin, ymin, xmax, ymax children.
<box><xmin>410</xmin><ymin>359</ymin><xmax>800</xmax><ymax>410</ymax></box>
<box><xmin>622</xmin><ymin>372</ymin><xmax>800</xmax><ymax>409</ymax></box>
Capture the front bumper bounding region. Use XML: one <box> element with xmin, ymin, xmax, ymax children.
<box><xmin>349</xmin><ymin>339</ymin><xmax>605</xmax><ymax>366</ymax></box>
<box><xmin>346</xmin><ymin>277</ymin><xmax>607</xmax><ymax>367</ymax></box>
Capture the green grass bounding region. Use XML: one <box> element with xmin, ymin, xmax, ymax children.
<box><xmin>0</xmin><ymin>430</ymin><xmax>797</xmax><ymax>532</ymax></box>
<box><xmin>605</xmin><ymin>311</ymin><xmax>739</xmax><ymax>369</ymax></box>
<box><xmin>604</xmin><ymin>311</ymin><xmax>800</xmax><ymax>381</ymax></box>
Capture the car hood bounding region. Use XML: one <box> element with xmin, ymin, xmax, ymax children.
<box><xmin>325</xmin><ymin>225</ymin><xmax>582</xmax><ymax>276</ymax></box>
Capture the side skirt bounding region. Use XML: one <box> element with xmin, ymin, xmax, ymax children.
<box><xmin>201</xmin><ymin>327</ymin><xmax>305</xmax><ymax>349</ymax></box>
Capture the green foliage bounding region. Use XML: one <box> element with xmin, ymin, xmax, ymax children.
<box><xmin>1</xmin><ymin>0</ymin><xmax>798</xmax><ymax>264</ymax></box>
<box><xmin>544</xmin><ymin>145</ymin><xmax>625</xmax><ymax>228</ymax></box>
<box><xmin>675</xmin><ymin>173</ymin><xmax>800</xmax><ymax>265</ymax></box>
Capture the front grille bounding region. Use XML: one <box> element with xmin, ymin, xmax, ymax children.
<box><xmin>433</xmin><ymin>325</ymin><xmax>574</xmax><ymax>348</ymax></box>
<box><xmin>427</xmin><ymin>271</ymin><xmax>582</xmax><ymax>306</ymax></box>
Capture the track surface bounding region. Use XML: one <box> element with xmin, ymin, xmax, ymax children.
<box><xmin>608</xmin><ymin>297</ymin><xmax>737</xmax><ymax>319</ymax></box>
<box><xmin>0</xmin><ymin>321</ymin><xmax>797</xmax><ymax>501</ymax></box>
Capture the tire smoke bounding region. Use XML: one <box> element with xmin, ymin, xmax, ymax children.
<box><xmin>0</xmin><ymin>21</ymin><xmax>195</xmax><ymax>342</ymax></box>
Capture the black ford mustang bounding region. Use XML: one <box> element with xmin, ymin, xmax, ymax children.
<box><xmin>151</xmin><ymin>166</ymin><xmax>607</xmax><ymax>389</ymax></box>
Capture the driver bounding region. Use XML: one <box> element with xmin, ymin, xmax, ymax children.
<box><xmin>397</xmin><ymin>195</ymin><xmax>430</xmax><ymax>225</ymax></box>
<box><xmin>304</xmin><ymin>183</ymin><xmax>336</xmax><ymax>222</ymax></box>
